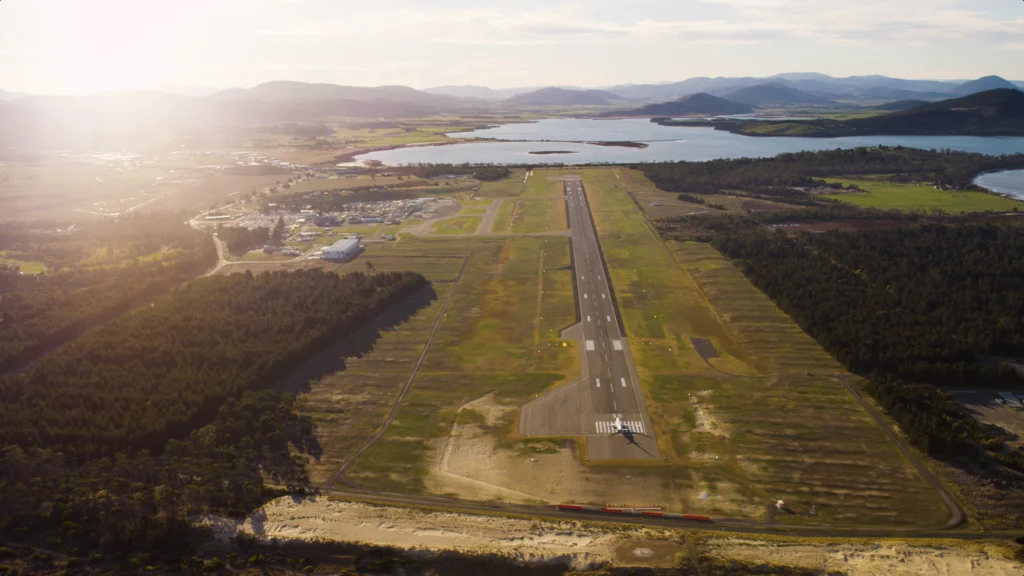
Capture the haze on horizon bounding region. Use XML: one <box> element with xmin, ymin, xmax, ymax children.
<box><xmin>1</xmin><ymin>0</ymin><xmax>1023</xmax><ymax>95</ymax></box>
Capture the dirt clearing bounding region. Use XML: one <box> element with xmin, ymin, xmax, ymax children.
<box><xmin>698</xmin><ymin>535</ymin><xmax>1024</xmax><ymax>575</ymax></box>
<box><xmin>216</xmin><ymin>497</ymin><xmax>682</xmax><ymax>570</ymax></box>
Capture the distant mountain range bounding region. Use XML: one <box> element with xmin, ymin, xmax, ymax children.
<box><xmin>722</xmin><ymin>83</ymin><xmax>836</xmax><ymax>107</ymax></box>
<box><xmin>423</xmin><ymin>85</ymin><xmax>534</xmax><ymax>100</ymax></box>
<box><xmin>502</xmin><ymin>87</ymin><xmax>622</xmax><ymax>106</ymax></box>
<box><xmin>708</xmin><ymin>89</ymin><xmax>1024</xmax><ymax>137</ymax></box>
<box><xmin>2</xmin><ymin>76</ymin><xmax>1023</xmax><ymax>149</ymax></box>
<box><xmin>602</xmin><ymin>74</ymin><xmax>1022</xmax><ymax>104</ymax></box>
<box><xmin>608</xmin><ymin>93</ymin><xmax>753</xmax><ymax>117</ymax></box>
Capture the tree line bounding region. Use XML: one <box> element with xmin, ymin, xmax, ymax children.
<box><xmin>637</xmin><ymin>146</ymin><xmax>1024</xmax><ymax>194</ymax></box>
<box><xmin>0</xmin><ymin>269</ymin><xmax>427</xmax><ymax>459</ymax></box>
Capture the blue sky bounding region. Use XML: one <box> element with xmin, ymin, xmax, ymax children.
<box><xmin>1</xmin><ymin>0</ymin><xmax>1022</xmax><ymax>94</ymax></box>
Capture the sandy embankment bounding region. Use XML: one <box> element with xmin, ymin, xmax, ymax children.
<box><xmin>204</xmin><ymin>497</ymin><xmax>682</xmax><ymax>570</ymax></box>
<box><xmin>703</xmin><ymin>537</ymin><xmax>1024</xmax><ymax>575</ymax></box>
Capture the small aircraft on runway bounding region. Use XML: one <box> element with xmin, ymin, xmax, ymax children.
<box><xmin>608</xmin><ymin>415</ymin><xmax>654</xmax><ymax>456</ymax></box>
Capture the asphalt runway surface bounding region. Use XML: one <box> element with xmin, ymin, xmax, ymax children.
<box><xmin>520</xmin><ymin>178</ymin><xmax>660</xmax><ymax>460</ymax></box>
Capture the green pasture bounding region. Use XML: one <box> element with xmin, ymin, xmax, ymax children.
<box><xmin>823</xmin><ymin>178</ymin><xmax>1024</xmax><ymax>213</ymax></box>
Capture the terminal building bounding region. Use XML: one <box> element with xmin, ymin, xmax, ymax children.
<box><xmin>321</xmin><ymin>238</ymin><xmax>360</xmax><ymax>261</ymax></box>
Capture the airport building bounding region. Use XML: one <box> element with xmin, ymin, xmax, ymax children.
<box><xmin>321</xmin><ymin>238</ymin><xmax>360</xmax><ymax>261</ymax></box>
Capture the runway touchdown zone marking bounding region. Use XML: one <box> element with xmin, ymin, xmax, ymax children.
<box><xmin>594</xmin><ymin>421</ymin><xmax>645</xmax><ymax>434</ymax></box>
<box><xmin>586</xmin><ymin>340</ymin><xmax>595</xmax><ymax>351</ymax></box>
<box><xmin>612</xmin><ymin>340</ymin><xmax>622</xmax><ymax>351</ymax></box>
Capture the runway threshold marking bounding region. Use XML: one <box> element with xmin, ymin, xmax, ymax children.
<box><xmin>595</xmin><ymin>420</ymin><xmax>645</xmax><ymax>434</ymax></box>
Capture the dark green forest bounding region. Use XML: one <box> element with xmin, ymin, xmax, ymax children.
<box><xmin>712</xmin><ymin>223</ymin><xmax>1024</xmax><ymax>470</ymax></box>
<box><xmin>637</xmin><ymin>147</ymin><xmax>1024</xmax><ymax>194</ymax></box>
<box><xmin>216</xmin><ymin>224</ymin><xmax>271</xmax><ymax>255</ymax></box>
<box><xmin>714</xmin><ymin>224</ymin><xmax>1024</xmax><ymax>382</ymax></box>
<box><xmin>0</xmin><ymin>269</ymin><xmax>426</xmax><ymax>459</ymax></box>
<box><xmin>0</xmin><ymin>390</ymin><xmax>317</xmax><ymax>564</ymax></box>
<box><xmin>0</xmin><ymin>215</ymin><xmax>217</xmax><ymax>371</ymax></box>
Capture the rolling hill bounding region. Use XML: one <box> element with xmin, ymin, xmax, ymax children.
<box><xmin>213</xmin><ymin>81</ymin><xmax>459</xmax><ymax>107</ymax></box>
<box><xmin>504</xmin><ymin>87</ymin><xmax>622</xmax><ymax>106</ymax></box>
<box><xmin>950</xmin><ymin>75</ymin><xmax>1019</xmax><ymax>96</ymax></box>
<box><xmin>608</xmin><ymin>93</ymin><xmax>753</xmax><ymax>116</ymax></box>
<box><xmin>724</xmin><ymin>83</ymin><xmax>835</xmax><ymax>107</ymax></box>
<box><xmin>866</xmin><ymin>99</ymin><xmax>929</xmax><ymax>111</ymax></box>
<box><xmin>725</xmin><ymin>89</ymin><xmax>1024</xmax><ymax>137</ymax></box>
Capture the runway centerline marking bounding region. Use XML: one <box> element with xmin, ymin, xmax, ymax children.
<box><xmin>587</xmin><ymin>315</ymin><xmax>591</xmax><ymax>322</ymax></box>
<box><xmin>596</xmin><ymin>378</ymin><xmax>601</xmax><ymax>388</ymax></box>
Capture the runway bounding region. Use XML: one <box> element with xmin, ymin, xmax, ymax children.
<box><xmin>519</xmin><ymin>178</ymin><xmax>660</xmax><ymax>460</ymax></box>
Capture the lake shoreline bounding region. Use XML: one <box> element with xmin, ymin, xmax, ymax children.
<box><xmin>353</xmin><ymin>118</ymin><xmax>1024</xmax><ymax>166</ymax></box>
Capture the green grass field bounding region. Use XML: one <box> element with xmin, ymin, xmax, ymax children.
<box><xmin>508</xmin><ymin>199</ymin><xmax>567</xmax><ymax>234</ymax></box>
<box><xmin>578</xmin><ymin>167</ymin><xmax>949</xmax><ymax>526</ymax></box>
<box><xmin>0</xmin><ymin>257</ymin><xmax>46</xmax><ymax>274</ymax></box>
<box><xmin>522</xmin><ymin>170</ymin><xmax>565</xmax><ymax>197</ymax></box>
<box><xmin>431</xmin><ymin>216</ymin><xmax>482</xmax><ymax>235</ymax></box>
<box><xmin>491</xmin><ymin>199</ymin><xmax>516</xmax><ymax>233</ymax></box>
<box><xmin>476</xmin><ymin>170</ymin><xmax>527</xmax><ymax>198</ymax></box>
<box><xmin>348</xmin><ymin>238</ymin><xmax>578</xmax><ymax>493</ymax></box>
<box><xmin>823</xmin><ymin>178</ymin><xmax>1024</xmax><ymax>213</ymax></box>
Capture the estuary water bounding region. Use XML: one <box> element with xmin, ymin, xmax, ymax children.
<box><xmin>355</xmin><ymin>118</ymin><xmax>1024</xmax><ymax>166</ymax></box>
<box><xmin>974</xmin><ymin>170</ymin><xmax>1024</xmax><ymax>200</ymax></box>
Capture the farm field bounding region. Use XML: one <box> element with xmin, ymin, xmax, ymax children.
<box><xmin>431</xmin><ymin>216</ymin><xmax>482</xmax><ymax>235</ymax></box>
<box><xmin>0</xmin><ymin>159</ymin><xmax>229</xmax><ymax>220</ymax></box>
<box><xmin>574</xmin><ymin>167</ymin><xmax>948</xmax><ymax>526</ymax></box>
<box><xmin>823</xmin><ymin>178</ymin><xmax>1024</xmax><ymax>212</ymax></box>
<box><xmin>348</xmin><ymin>237</ymin><xmax>579</xmax><ymax>493</ymax></box>
<box><xmin>0</xmin><ymin>253</ymin><xmax>46</xmax><ymax>274</ymax></box>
